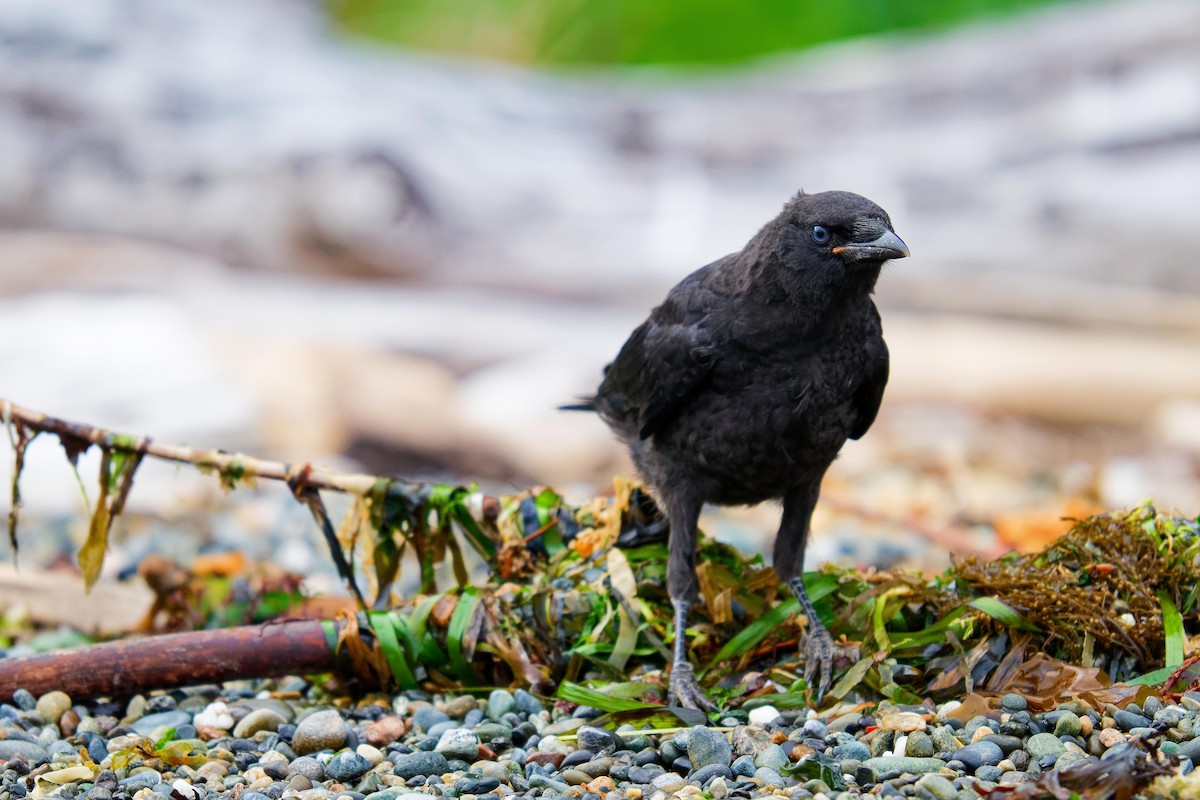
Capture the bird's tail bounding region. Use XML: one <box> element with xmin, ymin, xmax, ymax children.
<box><xmin>558</xmin><ymin>397</ymin><xmax>597</xmax><ymax>412</ymax></box>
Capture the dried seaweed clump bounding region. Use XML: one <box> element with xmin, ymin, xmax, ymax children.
<box><xmin>954</xmin><ymin>504</ymin><xmax>1200</xmax><ymax>680</ymax></box>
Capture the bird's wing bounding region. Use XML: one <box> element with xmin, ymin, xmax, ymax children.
<box><xmin>596</xmin><ymin>314</ymin><xmax>719</xmax><ymax>441</ymax></box>
<box><xmin>848</xmin><ymin>331</ymin><xmax>888</xmax><ymax>441</ymax></box>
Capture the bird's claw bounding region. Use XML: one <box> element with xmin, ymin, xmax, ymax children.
<box><xmin>802</xmin><ymin>626</ymin><xmax>836</xmax><ymax>705</ymax></box>
<box><xmin>669</xmin><ymin>662</ymin><xmax>718</xmax><ymax>712</ymax></box>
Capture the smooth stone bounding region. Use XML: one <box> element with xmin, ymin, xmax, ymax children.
<box><xmin>753</xmin><ymin>744</ymin><xmax>789</xmax><ymax>771</ymax></box>
<box><xmin>577</xmin><ymin>757</ymin><xmax>615</xmax><ymax>778</ymax></box>
<box><xmin>979</xmin><ymin>734</ymin><xmax>1023</xmax><ymax>755</ymax></box>
<box><xmin>752</xmin><ymin>767</ymin><xmax>784</xmax><ymax>787</ymax></box>
<box><xmin>234</xmin><ymin>709</ymin><xmax>287</xmax><ymax>739</ymax></box>
<box><xmin>293</xmin><ymin>710</ymin><xmax>349</xmax><ymax>755</ymax></box>
<box><xmin>905</xmin><ymin>732</ymin><xmax>935</xmax><ymax>759</ymax></box>
<box><xmin>651</xmin><ymin>772</ymin><xmax>685</xmax><ymax>792</ymax></box>
<box><xmin>435</xmin><ymin>728</ymin><xmax>480</xmax><ymax>761</ymax></box>
<box><xmin>561</xmin><ymin>749</ymin><xmax>595</xmax><ymax>768</ymax></box>
<box><xmin>456</xmin><ymin>777</ymin><xmax>501</xmax><ymax>794</ymax></box>
<box><xmin>1155</xmin><ymin>708</ymin><xmax>1186</xmax><ymax>728</ymax></box>
<box><xmin>931</xmin><ymin>726</ymin><xmax>960</xmax><ymax>753</ymax></box>
<box><xmin>1176</xmin><ymin>738</ymin><xmax>1200</xmax><ymax>762</ymax></box>
<box><xmin>36</xmin><ymin>692</ymin><xmax>72</xmax><ymax>724</ymax></box>
<box><xmin>975</xmin><ymin>765</ymin><xmax>1003</xmax><ymax>782</ymax></box>
<box><xmin>951</xmin><ymin>742</ymin><xmax>1003</xmax><ymax>770</ymax></box>
<box><xmin>326</xmin><ymin>751</ymin><xmax>372</xmax><ymax>782</ymax></box>
<box><xmin>999</xmin><ymin>694</ymin><xmax>1027</xmax><ymax>712</ymax></box>
<box><xmin>747</xmin><ymin>706</ymin><xmax>780</xmax><ymax>726</ymax></box>
<box><xmin>691</xmin><ymin>764</ymin><xmax>732</xmax><ymax>784</ymax></box>
<box><xmin>576</xmin><ymin>726</ymin><xmax>623</xmax><ymax>755</ymax></box>
<box><xmin>130</xmin><ymin>711</ymin><xmax>191</xmax><ymax>736</ymax></box>
<box><xmin>1113</xmin><ymin>710</ymin><xmax>1151</xmax><ymax>731</ymax></box>
<box><xmin>485</xmin><ymin>690</ymin><xmax>516</xmax><ymax>721</ymax></box>
<box><xmin>1053</xmin><ymin>712</ymin><xmax>1081</xmax><ymax>737</ymax></box>
<box><xmin>119</xmin><ymin>771</ymin><xmax>162</xmax><ymax>790</ymax></box>
<box><xmin>193</xmin><ymin>702</ymin><xmax>234</xmax><ymax>731</ymax></box>
<box><xmin>913</xmin><ymin>773</ymin><xmax>957</xmax><ymax>800</ymax></box>
<box><xmin>832</xmin><ymin>740</ymin><xmax>871</xmax><ymax>762</ymax></box>
<box><xmin>529</xmin><ymin>774</ymin><xmax>570</xmax><ymax>793</ymax></box>
<box><xmin>1026</xmin><ymin>733</ymin><xmax>1065</xmax><ymax>760</ymax></box>
<box><xmin>288</xmin><ymin>756</ymin><xmax>326</xmax><ymax>781</ymax></box>
<box><xmin>473</xmin><ymin>722</ymin><xmax>512</xmax><ymax>744</ymax></box>
<box><xmin>861</xmin><ymin>757</ymin><xmax>949</xmax><ymax>780</ymax></box>
<box><xmin>540</xmin><ymin>718</ymin><xmax>585</xmax><ymax>736</ymax></box>
<box><xmin>392</xmin><ymin>751</ymin><xmax>450</xmax><ymax>780</ymax></box>
<box><xmin>0</xmin><ymin>740</ymin><xmax>50</xmax><ymax>763</ymax></box>
<box><xmin>730</xmin><ymin>755</ymin><xmax>756</xmax><ymax>777</ymax></box>
<box><xmin>513</xmin><ymin>690</ymin><xmax>544</xmax><ymax>716</ymax></box>
<box><xmin>687</xmin><ymin>726</ymin><xmax>732</xmax><ymax>769</ymax></box>
<box><xmin>412</xmin><ymin>707</ymin><xmax>450</xmax><ymax>733</ymax></box>
<box><xmin>11</xmin><ymin>689</ymin><xmax>37</xmax><ymax>711</ymax></box>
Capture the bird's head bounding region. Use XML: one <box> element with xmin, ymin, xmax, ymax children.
<box><xmin>779</xmin><ymin>190</ymin><xmax>909</xmax><ymax>271</ymax></box>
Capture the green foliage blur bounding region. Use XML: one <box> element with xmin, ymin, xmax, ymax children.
<box><xmin>331</xmin><ymin>0</ymin><xmax>1078</xmax><ymax>68</ymax></box>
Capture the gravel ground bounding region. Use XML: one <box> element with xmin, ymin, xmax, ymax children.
<box><xmin>0</xmin><ymin>680</ymin><xmax>1194</xmax><ymax>800</ymax></box>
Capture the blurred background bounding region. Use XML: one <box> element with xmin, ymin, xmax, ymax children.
<box><xmin>1</xmin><ymin>0</ymin><xmax>1198</xmax><ymax>611</ymax></box>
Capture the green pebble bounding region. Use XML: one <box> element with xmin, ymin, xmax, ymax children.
<box><xmin>1053</xmin><ymin>712</ymin><xmax>1081</xmax><ymax>737</ymax></box>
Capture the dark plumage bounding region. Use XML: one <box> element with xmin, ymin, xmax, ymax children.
<box><xmin>570</xmin><ymin>190</ymin><xmax>908</xmax><ymax>707</ymax></box>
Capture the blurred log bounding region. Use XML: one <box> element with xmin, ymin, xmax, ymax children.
<box><xmin>0</xmin><ymin>619</ymin><xmax>340</xmax><ymax>702</ymax></box>
<box><xmin>0</xmin><ymin>565</ymin><xmax>153</xmax><ymax>636</ymax></box>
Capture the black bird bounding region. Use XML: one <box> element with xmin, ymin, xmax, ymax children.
<box><xmin>567</xmin><ymin>190</ymin><xmax>908</xmax><ymax>708</ymax></box>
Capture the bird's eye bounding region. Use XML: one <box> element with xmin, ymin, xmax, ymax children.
<box><xmin>811</xmin><ymin>225</ymin><xmax>830</xmax><ymax>244</ymax></box>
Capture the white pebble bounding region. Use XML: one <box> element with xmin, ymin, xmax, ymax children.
<box><xmin>748</xmin><ymin>705</ymin><xmax>781</xmax><ymax>725</ymax></box>
<box><xmin>193</xmin><ymin>701</ymin><xmax>233</xmax><ymax>730</ymax></box>
<box><xmin>892</xmin><ymin>734</ymin><xmax>908</xmax><ymax>757</ymax></box>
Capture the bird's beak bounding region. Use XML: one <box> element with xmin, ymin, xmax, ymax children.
<box><xmin>833</xmin><ymin>229</ymin><xmax>909</xmax><ymax>262</ymax></box>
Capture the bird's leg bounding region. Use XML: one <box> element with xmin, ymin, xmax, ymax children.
<box><xmin>777</xmin><ymin>480</ymin><xmax>836</xmax><ymax>703</ymax></box>
<box><xmin>665</xmin><ymin>491</ymin><xmax>716</xmax><ymax>712</ymax></box>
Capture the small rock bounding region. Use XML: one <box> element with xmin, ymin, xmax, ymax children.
<box><xmin>753</xmin><ymin>745</ymin><xmax>788</xmax><ymax>771</ymax></box>
<box><xmin>1113</xmin><ymin>710</ymin><xmax>1151</xmax><ymax>731</ymax></box>
<box><xmin>880</xmin><ymin>712</ymin><xmax>927</xmax><ymax>733</ymax></box>
<box><xmin>747</xmin><ymin>706</ymin><xmax>780</xmax><ymax>726</ymax></box>
<box><xmin>130</xmin><ymin>711</ymin><xmax>191</xmax><ymax>736</ymax></box>
<box><xmin>952</xmin><ymin>741</ymin><xmax>1003</xmax><ymax>770</ymax></box>
<box><xmin>1099</xmin><ymin>734</ymin><xmax>1128</xmax><ymax>753</ymax></box>
<box><xmin>0</xmin><ymin>740</ymin><xmax>50</xmax><ymax>763</ymax></box>
<box><xmin>233</xmin><ymin>708</ymin><xmax>287</xmax><ymax>738</ymax></box>
<box><xmin>687</xmin><ymin>726</ymin><xmax>732</xmax><ymax>769</ymax></box>
<box><xmin>36</xmin><ymin>691</ymin><xmax>72</xmax><ymax>724</ymax></box>
<box><xmin>913</xmin><ymin>773</ymin><xmax>957</xmax><ymax>800</ymax></box>
<box><xmin>1053</xmin><ymin>712</ymin><xmax>1081</xmax><ymax>737</ymax></box>
<box><xmin>577</xmin><ymin>725</ymin><xmax>624</xmax><ymax>755</ymax></box>
<box><xmin>326</xmin><ymin>751</ymin><xmax>372</xmax><ymax>782</ymax></box>
<box><xmin>293</xmin><ymin>710</ymin><xmax>349</xmax><ymax>754</ymax></box>
<box><xmin>905</xmin><ymin>731</ymin><xmax>935</xmax><ymax>759</ymax></box>
<box><xmin>434</xmin><ymin>728</ymin><xmax>480</xmax><ymax>761</ymax></box>
<box><xmin>690</xmin><ymin>764</ymin><xmax>732</xmax><ymax>784</ymax></box>
<box><xmin>999</xmin><ymin>694</ymin><xmax>1028</xmax><ymax>713</ymax></box>
<box><xmin>392</xmin><ymin>751</ymin><xmax>450</xmax><ymax>780</ymax></box>
<box><xmin>1026</xmin><ymin>732</ymin><xmax>1066</xmax><ymax>761</ymax></box>
<box><xmin>860</xmin><ymin>756</ymin><xmax>949</xmax><ymax>780</ymax></box>
<box><xmin>456</xmin><ymin>777</ymin><xmax>501</xmax><ymax>794</ymax></box>
<box><xmin>192</xmin><ymin>700</ymin><xmax>234</xmax><ymax>734</ymax></box>
<box><xmin>752</xmin><ymin>767</ymin><xmax>784</xmax><ymax>787</ymax></box>
<box><xmin>365</xmin><ymin>716</ymin><xmax>406</xmax><ymax>747</ymax></box>
<box><xmin>486</xmin><ymin>690</ymin><xmax>516</xmax><ymax>721</ymax></box>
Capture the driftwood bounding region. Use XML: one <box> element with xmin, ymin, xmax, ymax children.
<box><xmin>0</xmin><ymin>619</ymin><xmax>340</xmax><ymax>702</ymax></box>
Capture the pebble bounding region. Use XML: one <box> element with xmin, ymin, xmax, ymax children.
<box><xmin>2</xmin><ymin>674</ymin><xmax>1197</xmax><ymax>800</ymax></box>
<box><xmin>234</xmin><ymin>708</ymin><xmax>288</xmax><ymax>738</ymax></box>
<box><xmin>392</xmin><ymin>751</ymin><xmax>449</xmax><ymax>779</ymax></box>
<box><xmin>686</xmin><ymin>726</ymin><xmax>732</xmax><ymax>768</ymax></box>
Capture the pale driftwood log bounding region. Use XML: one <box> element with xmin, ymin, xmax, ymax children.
<box><xmin>0</xmin><ymin>0</ymin><xmax>1197</xmax><ymax>304</ymax></box>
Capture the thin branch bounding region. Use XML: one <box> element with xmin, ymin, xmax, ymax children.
<box><xmin>1</xmin><ymin>398</ymin><xmax>385</xmax><ymax>496</ymax></box>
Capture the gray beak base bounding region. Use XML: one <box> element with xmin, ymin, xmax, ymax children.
<box><xmin>834</xmin><ymin>229</ymin><xmax>910</xmax><ymax>262</ymax></box>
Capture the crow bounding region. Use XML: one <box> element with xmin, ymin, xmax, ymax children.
<box><xmin>566</xmin><ymin>190</ymin><xmax>908</xmax><ymax>708</ymax></box>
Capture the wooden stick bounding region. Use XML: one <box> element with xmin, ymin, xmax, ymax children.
<box><xmin>0</xmin><ymin>619</ymin><xmax>343</xmax><ymax>702</ymax></box>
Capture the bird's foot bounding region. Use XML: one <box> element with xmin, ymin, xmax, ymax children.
<box><xmin>668</xmin><ymin>662</ymin><xmax>717</xmax><ymax>712</ymax></box>
<box><xmin>802</xmin><ymin>626</ymin><xmax>837</xmax><ymax>705</ymax></box>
